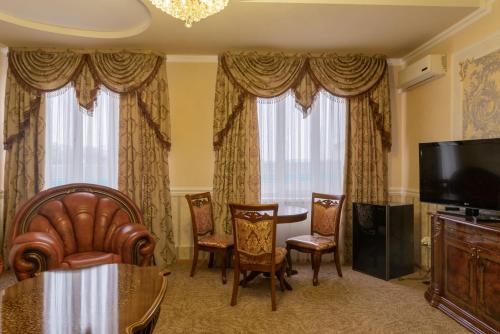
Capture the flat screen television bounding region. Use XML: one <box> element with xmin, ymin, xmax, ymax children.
<box><xmin>419</xmin><ymin>138</ymin><xmax>500</xmax><ymax>213</ymax></box>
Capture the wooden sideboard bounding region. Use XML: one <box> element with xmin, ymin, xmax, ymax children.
<box><xmin>426</xmin><ymin>213</ymin><xmax>500</xmax><ymax>334</ymax></box>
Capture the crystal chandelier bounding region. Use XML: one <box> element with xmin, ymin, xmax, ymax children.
<box><xmin>149</xmin><ymin>0</ymin><xmax>229</xmax><ymax>28</ymax></box>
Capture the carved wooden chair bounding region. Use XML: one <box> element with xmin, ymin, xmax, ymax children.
<box><xmin>286</xmin><ymin>193</ymin><xmax>345</xmax><ymax>286</ymax></box>
<box><xmin>185</xmin><ymin>192</ymin><xmax>233</xmax><ymax>284</ymax></box>
<box><xmin>229</xmin><ymin>203</ymin><xmax>287</xmax><ymax>311</ymax></box>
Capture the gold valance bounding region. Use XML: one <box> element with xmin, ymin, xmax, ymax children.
<box><xmin>214</xmin><ymin>51</ymin><xmax>390</xmax><ymax>150</ymax></box>
<box><xmin>5</xmin><ymin>49</ymin><xmax>170</xmax><ymax>151</ymax></box>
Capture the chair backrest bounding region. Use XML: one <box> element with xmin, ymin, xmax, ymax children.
<box><xmin>185</xmin><ymin>192</ymin><xmax>215</xmax><ymax>240</ymax></box>
<box><xmin>229</xmin><ymin>203</ymin><xmax>278</xmax><ymax>266</ymax></box>
<box><xmin>9</xmin><ymin>183</ymin><xmax>143</xmax><ymax>256</ymax></box>
<box><xmin>311</xmin><ymin>193</ymin><xmax>345</xmax><ymax>241</ymax></box>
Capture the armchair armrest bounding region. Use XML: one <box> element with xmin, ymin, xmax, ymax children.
<box><xmin>9</xmin><ymin>232</ymin><xmax>65</xmax><ymax>281</ymax></box>
<box><xmin>111</xmin><ymin>224</ymin><xmax>156</xmax><ymax>266</ymax></box>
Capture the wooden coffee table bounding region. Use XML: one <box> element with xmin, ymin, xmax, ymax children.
<box><xmin>0</xmin><ymin>264</ymin><xmax>168</xmax><ymax>334</ymax></box>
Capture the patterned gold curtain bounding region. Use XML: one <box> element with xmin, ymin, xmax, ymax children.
<box><xmin>212</xmin><ymin>64</ymin><xmax>260</xmax><ymax>234</ymax></box>
<box><xmin>213</xmin><ymin>51</ymin><xmax>391</xmax><ymax>262</ymax></box>
<box><xmin>2</xmin><ymin>49</ymin><xmax>175</xmax><ymax>267</ymax></box>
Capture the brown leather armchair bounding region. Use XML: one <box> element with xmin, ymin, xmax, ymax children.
<box><xmin>9</xmin><ymin>183</ymin><xmax>156</xmax><ymax>281</ymax></box>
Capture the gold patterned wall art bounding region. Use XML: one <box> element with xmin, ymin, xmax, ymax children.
<box><xmin>460</xmin><ymin>48</ymin><xmax>500</xmax><ymax>139</ymax></box>
<box><xmin>452</xmin><ymin>32</ymin><xmax>500</xmax><ymax>139</ymax></box>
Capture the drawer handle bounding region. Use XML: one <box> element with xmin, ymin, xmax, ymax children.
<box><xmin>469</xmin><ymin>247</ymin><xmax>476</xmax><ymax>259</ymax></box>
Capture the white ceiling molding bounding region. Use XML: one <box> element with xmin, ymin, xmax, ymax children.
<box><xmin>402</xmin><ymin>0</ymin><xmax>494</xmax><ymax>63</ymax></box>
<box><xmin>241</xmin><ymin>0</ymin><xmax>481</xmax><ymax>6</ymax></box>
<box><xmin>0</xmin><ymin>0</ymin><xmax>151</xmax><ymax>39</ymax></box>
<box><xmin>167</xmin><ymin>55</ymin><xmax>219</xmax><ymax>63</ymax></box>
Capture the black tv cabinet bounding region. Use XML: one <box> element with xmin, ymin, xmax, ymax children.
<box><xmin>352</xmin><ymin>202</ymin><xmax>414</xmax><ymax>280</ymax></box>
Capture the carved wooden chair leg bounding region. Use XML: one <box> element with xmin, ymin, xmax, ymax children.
<box><xmin>310</xmin><ymin>252</ymin><xmax>315</xmax><ymax>271</ymax></box>
<box><xmin>242</xmin><ymin>270</ymin><xmax>248</xmax><ymax>287</ymax></box>
<box><xmin>221</xmin><ymin>250</ymin><xmax>228</xmax><ymax>284</ymax></box>
<box><xmin>279</xmin><ymin>265</ymin><xmax>286</xmax><ymax>292</ymax></box>
<box><xmin>231</xmin><ymin>265</ymin><xmax>240</xmax><ymax>306</ymax></box>
<box><xmin>190</xmin><ymin>248</ymin><xmax>199</xmax><ymax>277</ymax></box>
<box><xmin>313</xmin><ymin>251</ymin><xmax>322</xmax><ymax>286</ymax></box>
<box><xmin>334</xmin><ymin>249</ymin><xmax>342</xmax><ymax>277</ymax></box>
<box><xmin>270</xmin><ymin>269</ymin><xmax>277</xmax><ymax>311</ymax></box>
<box><xmin>286</xmin><ymin>245</ymin><xmax>293</xmax><ymax>276</ymax></box>
<box><xmin>208</xmin><ymin>252</ymin><xmax>215</xmax><ymax>268</ymax></box>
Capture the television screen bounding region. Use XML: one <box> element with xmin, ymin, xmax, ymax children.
<box><xmin>419</xmin><ymin>138</ymin><xmax>500</xmax><ymax>211</ymax></box>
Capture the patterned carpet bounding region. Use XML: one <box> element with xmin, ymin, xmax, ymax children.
<box><xmin>0</xmin><ymin>262</ymin><xmax>469</xmax><ymax>334</ymax></box>
<box><xmin>155</xmin><ymin>262</ymin><xmax>468</xmax><ymax>334</ymax></box>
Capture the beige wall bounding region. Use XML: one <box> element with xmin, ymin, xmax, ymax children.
<box><xmin>388</xmin><ymin>64</ymin><xmax>404</xmax><ymax>190</ymax></box>
<box><xmin>167</xmin><ymin>61</ymin><xmax>218</xmax><ymax>259</ymax></box>
<box><xmin>167</xmin><ymin>61</ymin><xmax>218</xmax><ymax>189</ymax></box>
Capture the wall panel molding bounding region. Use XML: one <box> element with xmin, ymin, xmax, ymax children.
<box><xmin>171</xmin><ymin>186</ymin><xmax>213</xmax><ymax>197</ymax></box>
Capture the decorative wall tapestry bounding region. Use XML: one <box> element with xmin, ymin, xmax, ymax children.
<box><xmin>452</xmin><ymin>32</ymin><xmax>500</xmax><ymax>139</ymax></box>
<box><xmin>461</xmin><ymin>48</ymin><xmax>500</xmax><ymax>139</ymax></box>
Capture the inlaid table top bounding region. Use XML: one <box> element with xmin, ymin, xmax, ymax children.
<box><xmin>0</xmin><ymin>264</ymin><xmax>168</xmax><ymax>334</ymax></box>
<box><xmin>277</xmin><ymin>205</ymin><xmax>308</xmax><ymax>224</ymax></box>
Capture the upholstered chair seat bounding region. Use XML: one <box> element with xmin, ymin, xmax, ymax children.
<box><xmin>286</xmin><ymin>193</ymin><xmax>345</xmax><ymax>286</ymax></box>
<box><xmin>60</xmin><ymin>252</ymin><xmax>122</xmax><ymax>269</ymax></box>
<box><xmin>198</xmin><ymin>234</ymin><xmax>234</xmax><ymax>248</ymax></box>
<box><xmin>285</xmin><ymin>235</ymin><xmax>336</xmax><ymax>251</ymax></box>
<box><xmin>9</xmin><ymin>184</ymin><xmax>156</xmax><ymax>281</ymax></box>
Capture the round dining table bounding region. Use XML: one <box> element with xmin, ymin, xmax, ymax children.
<box><xmin>277</xmin><ymin>205</ymin><xmax>308</xmax><ymax>224</ymax></box>
<box><xmin>239</xmin><ymin>205</ymin><xmax>308</xmax><ymax>290</ymax></box>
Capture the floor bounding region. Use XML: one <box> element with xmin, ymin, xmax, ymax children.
<box><xmin>154</xmin><ymin>261</ymin><xmax>469</xmax><ymax>334</ymax></box>
<box><xmin>0</xmin><ymin>262</ymin><xmax>470</xmax><ymax>334</ymax></box>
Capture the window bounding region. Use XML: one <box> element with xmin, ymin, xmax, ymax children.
<box><xmin>258</xmin><ymin>89</ymin><xmax>346</xmax><ymax>207</ymax></box>
<box><xmin>44</xmin><ymin>86</ymin><xmax>119</xmax><ymax>188</ymax></box>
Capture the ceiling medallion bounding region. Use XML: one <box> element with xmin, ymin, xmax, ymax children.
<box><xmin>149</xmin><ymin>0</ymin><xmax>229</xmax><ymax>28</ymax></box>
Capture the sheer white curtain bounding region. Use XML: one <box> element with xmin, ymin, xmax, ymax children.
<box><xmin>258</xmin><ymin>89</ymin><xmax>346</xmax><ymax>245</ymax></box>
<box><xmin>45</xmin><ymin>86</ymin><xmax>119</xmax><ymax>189</ymax></box>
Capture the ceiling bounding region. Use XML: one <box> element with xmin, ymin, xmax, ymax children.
<box><xmin>0</xmin><ymin>0</ymin><xmax>482</xmax><ymax>58</ymax></box>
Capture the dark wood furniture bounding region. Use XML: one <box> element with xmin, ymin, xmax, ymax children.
<box><xmin>276</xmin><ymin>205</ymin><xmax>308</xmax><ymax>224</ymax></box>
<box><xmin>352</xmin><ymin>202</ymin><xmax>414</xmax><ymax>280</ymax></box>
<box><xmin>9</xmin><ymin>183</ymin><xmax>156</xmax><ymax>281</ymax></box>
<box><xmin>286</xmin><ymin>193</ymin><xmax>345</xmax><ymax>286</ymax></box>
<box><xmin>426</xmin><ymin>213</ymin><xmax>500</xmax><ymax>334</ymax></box>
<box><xmin>0</xmin><ymin>264</ymin><xmax>168</xmax><ymax>334</ymax></box>
<box><xmin>185</xmin><ymin>192</ymin><xmax>233</xmax><ymax>284</ymax></box>
<box><xmin>229</xmin><ymin>203</ymin><xmax>288</xmax><ymax>311</ymax></box>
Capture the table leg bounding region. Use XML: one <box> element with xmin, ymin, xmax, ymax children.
<box><xmin>239</xmin><ymin>271</ymin><xmax>260</xmax><ymax>286</ymax></box>
<box><xmin>251</xmin><ymin>272</ymin><xmax>293</xmax><ymax>291</ymax></box>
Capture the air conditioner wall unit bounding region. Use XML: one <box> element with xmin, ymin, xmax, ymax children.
<box><xmin>398</xmin><ymin>54</ymin><xmax>447</xmax><ymax>90</ymax></box>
